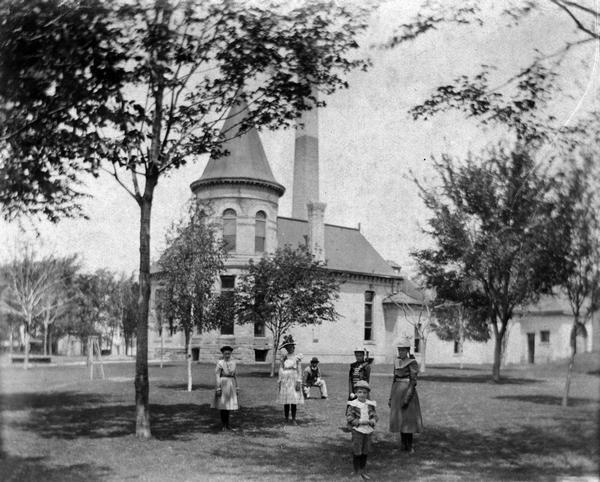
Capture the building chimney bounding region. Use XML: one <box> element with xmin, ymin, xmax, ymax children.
<box><xmin>292</xmin><ymin>91</ymin><xmax>319</xmax><ymax>219</ymax></box>
<box><xmin>307</xmin><ymin>201</ymin><xmax>326</xmax><ymax>262</ymax></box>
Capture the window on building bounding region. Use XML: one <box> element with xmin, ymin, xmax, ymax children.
<box><xmin>255</xmin><ymin>211</ymin><xmax>266</xmax><ymax>253</ymax></box>
<box><xmin>364</xmin><ymin>291</ymin><xmax>374</xmax><ymax>341</ymax></box>
<box><xmin>414</xmin><ymin>324</ymin><xmax>421</xmax><ymax>353</ymax></box>
<box><xmin>220</xmin><ymin>275</ymin><xmax>235</xmax><ymax>335</ymax></box>
<box><xmin>254</xmin><ymin>349</ymin><xmax>268</xmax><ymax>362</ymax></box>
<box><xmin>540</xmin><ymin>330</ymin><xmax>550</xmax><ymax>343</ymax></box>
<box><xmin>254</xmin><ymin>320</ymin><xmax>265</xmax><ymax>337</ymax></box>
<box><xmin>222</xmin><ymin>209</ymin><xmax>237</xmax><ymax>252</ymax></box>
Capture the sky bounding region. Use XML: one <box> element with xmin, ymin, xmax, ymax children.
<box><xmin>1</xmin><ymin>0</ymin><xmax>598</xmax><ymax>275</ymax></box>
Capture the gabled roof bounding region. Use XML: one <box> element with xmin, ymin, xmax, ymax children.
<box><xmin>516</xmin><ymin>294</ymin><xmax>574</xmax><ymax>316</ymax></box>
<box><xmin>382</xmin><ymin>291</ymin><xmax>426</xmax><ymax>306</ymax></box>
<box><xmin>190</xmin><ymin>98</ymin><xmax>285</xmax><ymax>196</ymax></box>
<box><xmin>277</xmin><ymin>216</ymin><xmax>399</xmax><ymax>278</ymax></box>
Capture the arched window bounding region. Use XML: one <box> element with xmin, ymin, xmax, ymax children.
<box><xmin>255</xmin><ymin>211</ymin><xmax>266</xmax><ymax>253</ymax></box>
<box><xmin>222</xmin><ymin>209</ymin><xmax>237</xmax><ymax>252</ymax></box>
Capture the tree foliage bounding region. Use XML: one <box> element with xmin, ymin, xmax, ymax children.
<box><xmin>0</xmin><ymin>0</ymin><xmax>371</xmax><ymax>437</ymax></box>
<box><xmin>235</xmin><ymin>245</ymin><xmax>340</xmax><ymax>376</ymax></box>
<box><xmin>387</xmin><ymin>1</ymin><xmax>598</xmax><ymax>148</ymax></box>
<box><xmin>557</xmin><ymin>154</ymin><xmax>600</xmax><ymax>406</ymax></box>
<box><xmin>412</xmin><ymin>146</ymin><xmax>569</xmax><ymax>381</ymax></box>
<box><xmin>159</xmin><ymin>202</ymin><xmax>226</xmax><ymax>343</ymax></box>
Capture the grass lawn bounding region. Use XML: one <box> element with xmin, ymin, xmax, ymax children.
<box><xmin>1</xmin><ymin>355</ymin><xmax>598</xmax><ymax>481</ymax></box>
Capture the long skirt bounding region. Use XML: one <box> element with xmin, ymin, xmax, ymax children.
<box><xmin>389</xmin><ymin>380</ymin><xmax>423</xmax><ymax>433</ymax></box>
<box><xmin>211</xmin><ymin>376</ymin><xmax>238</xmax><ymax>410</ymax></box>
<box><xmin>277</xmin><ymin>369</ymin><xmax>304</xmax><ymax>404</ymax></box>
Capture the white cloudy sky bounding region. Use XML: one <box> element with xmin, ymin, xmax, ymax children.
<box><xmin>1</xmin><ymin>0</ymin><xmax>597</xmax><ymax>274</ymax></box>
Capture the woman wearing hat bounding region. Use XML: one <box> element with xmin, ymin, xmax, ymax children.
<box><xmin>277</xmin><ymin>334</ymin><xmax>304</xmax><ymax>424</ymax></box>
<box><xmin>388</xmin><ymin>336</ymin><xmax>423</xmax><ymax>452</ymax></box>
<box><xmin>211</xmin><ymin>345</ymin><xmax>239</xmax><ymax>431</ymax></box>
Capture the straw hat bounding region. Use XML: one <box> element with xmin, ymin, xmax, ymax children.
<box><xmin>394</xmin><ymin>335</ymin><xmax>412</xmax><ymax>348</ymax></box>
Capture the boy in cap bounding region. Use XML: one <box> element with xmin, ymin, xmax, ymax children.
<box><xmin>302</xmin><ymin>357</ymin><xmax>328</xmax><ymax>399</ymax></box>
<box><xmin>346</xmin><ymin>380</ymin><xmax>378</xmax><ymax>479</ymax></box>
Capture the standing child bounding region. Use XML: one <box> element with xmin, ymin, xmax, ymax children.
<box><xmin>346</xmin><ymin>380</ymin><xmax>377</xmax><ymax>479</ymax></box>
<box><xmin>302</xmin><ymin>357</ymin><xmax>328</xmax><ymax>399</ymax></box>
<box><xmin>277</xmin><ymin>334</ymin><xmax>304</xmax><ymax>424</ymax></box>
<box><xmin>211</xmin><ymin>345</ymin><xmax>239</xmax><ymax>431</ymax></box>
<box><xmin>347</xmin><ymin>347</ymin><xmax>374</xmax><ymax>411</ymax></box>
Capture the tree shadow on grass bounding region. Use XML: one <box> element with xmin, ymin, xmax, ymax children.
<box><xmin>0</xmin><ymin>391</ymin><xmax>110</xmax><ymax>411</ymax></box>
<box><xmin>495</xmin><ymin>394</ymin><xmax>598</xmax><ymax>407</ymax></box>
<box><xmin>0</xmin><ymin>452</ymin><xmax>112</xmax><ymax>482</ymax></box>
<box><xmin>420</xmin><ymin>374</ymin><xmax>542</xmax><ymax>385</ymax></box>
<box><xmin>153</xmin><ymin>382</ymin><xmax>214</xmax><ymax>391</ymax></box>
<box><xmin>205</xmin><ymin>418</ymin><xmax>597</xmax><ymax>481</ymax></box>
<box><xmin>237</xmin><ymin>370</ymin><xmax>275</xmax><ymax>378</ymax></box>
<box><xmin>3</xmin><ymin>391</ymin><xmax>294</xmax><ymax>441</ymax></box>
<box><xmin>371</xmin><ymin>421</ymin><xmax>598</xmax><ymax>481</ymax></box>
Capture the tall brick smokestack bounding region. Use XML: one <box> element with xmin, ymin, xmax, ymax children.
<box><xmin>292</xmin><ymin>92</ymin><xmax>319</xmax><ymax>220</ymax></box>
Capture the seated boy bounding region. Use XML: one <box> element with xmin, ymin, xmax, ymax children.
<box><xmin>302</xmin><ymin>357</ymin><xmax>328</xmax><ymax>399</ymax></box>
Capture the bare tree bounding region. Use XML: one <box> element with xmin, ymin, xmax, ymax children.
<box><xmin>1</xmin><ymin>246</ymin><xmax>67</xmax><ymax>368</ymax></box>
<box><xmin>387</xmin><ymin>290</ymin><xmax>435</xmax><ymax>373</ymax></box>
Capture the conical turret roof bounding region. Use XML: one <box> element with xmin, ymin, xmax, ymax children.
<box><xmin>191</xmin><ymin>98</ymin><xmax>285</xmax><ymax>196</ymax></box>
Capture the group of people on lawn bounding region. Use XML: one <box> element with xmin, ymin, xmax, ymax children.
<box><xmin>211</xmin><ymin>334</ymin><xmax>423</xmax><ymax>480</ymax></box>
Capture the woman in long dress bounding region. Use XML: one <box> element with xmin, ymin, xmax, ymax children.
<box><xmin>388</xmin><ymin>336</ymin><xmax>423</xmax><ymax>452</ymax></box>
<box><xmin>277</xmin><ymin>334</ymin><xmax>304</xmax><ymax>424</ymax></box>
<box><xmin>211</xmin><ymin>345</ymin><xmax>239</xmax><ymax>431</ymax></box>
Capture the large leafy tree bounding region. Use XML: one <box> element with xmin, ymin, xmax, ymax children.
<box><xmin>0</xmin><ymin>0</ymin><xmax>370</xmax><ymax>438</ymax></box>
<box><xmin>159</xmin><ymin>201</ymin><xmax>226</xmax><ymax>391</ymax></box>
<box><xmin>413</xmin><ymin>146</ymin><xmax>569</xmax><ymax>381</ymax></box>
<box><xmin>235</xmin><ymin>245</ymin><xmax>340</xmax><ymax>377</ymax></box>
<box><xmin>388</xmin><ymin>0</ymin><xmax>598</xmax><ymax>132</ymax></box>
<box><xmin>557</xmin><ymin>155</ymin><xmax>600</xmax><ymax>406</ymax></box>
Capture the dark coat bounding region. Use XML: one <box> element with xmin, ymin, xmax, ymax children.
<box><xmin>389</xmin><ymin>357</ymin><xmax>423</xmax><ymax>433</ymax></box>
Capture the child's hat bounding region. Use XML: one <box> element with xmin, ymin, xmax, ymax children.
<box><xmin>394</xmin><ymin>335</ymin><xmax>412</xmax><ymax>348</ymax></box>
<box><xmin>220</xmin><ymin>345</ymin><xmax>234</xmax><ymax>353</ymax></box>
<box><xmin>353</xmin><ymin>346</ymin><xmax>366</xmax><ymax>354</ymax></box>
<box><xmin>310</xmin><ymin>357</ymin><xmax>319</xmax><ymax>364</ymax></box>
<box><xmin>354</xmin><ymin>380</ymin><xmax>371</xmax><ymax>392</ymax></box>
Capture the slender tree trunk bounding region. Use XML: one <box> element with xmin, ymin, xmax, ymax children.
<box><xmin>43</xmin><ymin>321</ymin><xmax>48</xmax><ymax>356</ymax></box>
<box><xmin>458</xmin><ymin>306</ymin><xmax>465</xmax><ymax>369</ymax></box>
<box><xmin>160</xmin><ymin>325</ymin><xmax>164</xmax><ymax>369</ymax></box>
<box><xmin>420</xmin><ymin>337</ymin><xmax>427</xmax><ymax>374</ymax></box>
<box><xmin>9</xmin><ymin>326</ymin><xmax>13</xmax><ymax>356</ymax></box>
<box><xmin>492</xmin><ymin>319</ymin><xmax>508</xmax><ymax>383</ymax></box>
<box><xmin>135</xmin><ymin>190</ymin><xmax>156</xmax><ymax>440</ymax></box>
<box><xmin>562</xmin><ymin>321</ymin><xmax>578</xmax><ymax>407</ymax></box>
<box><xmin>270</xmin><ymin>331</ymin><xmax>280</xmax><ymax>377</ymax></box>
<box><xmin>24</xmin><ymin>322</ymin><xmax>30</xmax><ymax>370</ymax></box>
<box><xmin>187</xmin><ymin>329</ymin><xmax>192</xmax><ymax>392</ymax></box>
